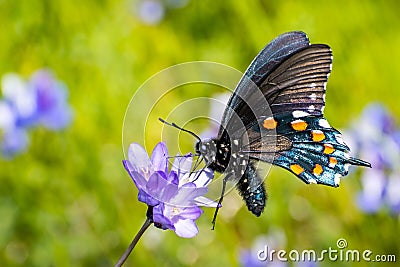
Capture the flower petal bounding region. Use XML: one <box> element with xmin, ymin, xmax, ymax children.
<box><xmin>153</xmin><ymin>203</ymin><xmax>174</xmax><ymax>230</ymax></box>
<box><xmin>150</xmin><ymin>142</ymin><xmax>168</xmax><ymax>174</ymax></box>
<box><xmin>190</xmin><ymin>168</ymin><xmax>214</xmax><ymax>187</ymax></box>
<box><xmin>194</xmin><ymin>196</ymin><xmax>219</xmax><ymax>208</ymax></box>
<box><xmin>179</xmin><ymin>168</ymin><xmax>214</xmax><ymax>187</ymax></box>
<box><xmin>2</xmin><ymin>73</ymin><xmax>37</xmax><ymax>120</ymax></box>
<box><xmin>128</xmin><ymin>143</ymin><xmax>152</xmax><ymax>174</ymax></box>
<box><xmin>1</xmin><ymin>127</ymin><xmax>29</xmax><ymax>157</ymax></box>
<box><xmin>0</xmin><ymin>101</ymin><xmax>16</xmax><ymax>131</ymax></box>
<box><xmin>30</xmin><ymin>71</ymin><xmax>72</xmax><ymax>130</ymax></box>
<box><xmin>173</xmin><ymin>219</ymin><xmax>199</xmax><ymax>238</ymax></box>
<box><xmin>356</xmin><ymin>170</ymin><xmax>385</xmax><ymax>213</ymax></box>
<box><xmin>361</xmin><ymin>103</ymin><xmax>394</xmax><ymax>134</ymax></box>
<box><xmin>138</xmin><ymin>190</ymin><xmax>159</xmax><ymax>206</ymax></box>
<box><xmin>167</xmin><ymin>170</ymin><xmax>179</xmax><ymax>185</ymax></box>
<box><xmin>122</xmin><ymin>160</ymin><xmax>147</xmax><ymax>190</ymax></box>
<box><xmin>146</xmin><ymin>172</ymin><xmax>178</xmax><ymax>203</ymax></box>
<box><xmin>175</xmin><ymin>206</ymin><xmax>203</xmax><ymax>220</ymax></box>
<box><xmin>170</xmin><ymin>183</ymin><xmax>208</xmax><ymax>206</ymax></box>
<box><xmin>385</xmin><ymin>174</ymin><xmax>400</xmax><ymax>212</ymax></box>
<box><xmin>171</xmin><ymin>153</ymin><xmax>192</xmax><ymax>177</ymax></box>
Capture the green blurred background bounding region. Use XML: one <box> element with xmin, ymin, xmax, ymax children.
<box><xmin>1</xmin><ymin>0</ymin><xmax>399</xmax><ymax>266</ymax></box>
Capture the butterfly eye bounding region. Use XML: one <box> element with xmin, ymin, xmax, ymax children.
<box><xmin>199</xmin><ymin>143</ymin><xmax>207</xmax><ymax>152</ymax></box>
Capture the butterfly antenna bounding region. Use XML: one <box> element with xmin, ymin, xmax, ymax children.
<box><xmin>167</xmin><ymin>155</ymin><xmax>192</xmax><ymax>159</ymax></box>
<box><xmin>159</xmin><ymin>118</ymin><xmax>201</xmax><ymax>142</ymax></box>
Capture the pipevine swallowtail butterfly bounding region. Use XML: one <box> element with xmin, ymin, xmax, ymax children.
<box><xmin>163</xmin><ymin>31</ymin><xmax>371</xmax><ymax>227</ymax></box>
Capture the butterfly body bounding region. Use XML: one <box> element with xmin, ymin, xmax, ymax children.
<box><xmin>196</xmin><ymin>138</ymin><xmax>267</xmax><ymax>216</ymax></box>
<box><xmin>195</xmin><ymin>31</ymin><xmax>371</xmax><ymax>218</ymax></box>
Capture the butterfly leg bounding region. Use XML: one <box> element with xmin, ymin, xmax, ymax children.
<box><xmin>211</xmin><ymin>174</ymin><xmax>230</xmax><ymax>230</ymax></box>
<box><xmin>191</xmin><ymin>158</ymin><xmax>206</xmax><ymax>183</ymax></box>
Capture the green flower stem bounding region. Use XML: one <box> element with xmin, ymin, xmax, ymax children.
<box><xmin>115</xmin><ymin>218</ymin><xmax>152</xmax><ymax>267</ymax></box>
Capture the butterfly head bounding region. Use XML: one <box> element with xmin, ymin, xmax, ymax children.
<box><xmin>195</xmin><ymin>139</ymin><xmax>217</xmax><ymax>165</ymax></box>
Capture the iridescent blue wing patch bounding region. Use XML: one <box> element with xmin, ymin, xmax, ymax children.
<box><xmin>272</xmin><ymin>114</ymin><xmax>369</xmax><ymax>186</ymax></box>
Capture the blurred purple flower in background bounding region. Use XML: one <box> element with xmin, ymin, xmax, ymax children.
<box><xmin>28</xmin><ymin>70</ymin><xmax>72</xmax><ymax>130</ymax></box>
<box><xmin>123</xmin><ymin>142</ymin><xmax>217</xmax><ymax>238</ymax></box>
<box><xmin>0</xmin><ymin>70</ymin><xmax>73</xmax><ymax>158</ymax></box>
<box><xmin>0</xmin><ymin>126</ymin><xmax>29</xmax><ymax>158</ymax></box>
<box><xmin>344</xmin><ymin>103</ymin><xmax>400</xmax><ymax>214</ymax></box>
<box><xmin>296</xmin><ymin>260</ymin><xmax>319</xmax><ymax>267</ymax></box>
<box><xmin>239</xmin><ymin>234</ymin><xmax>289</xmax><ymax>267</ymax></box>
<box><xmin>1</xmin><ymin>73</ymin><xmax>37</xmax><ymax>127</ymax></box>
<box><xmin>240</xmin><ymin>229</ymin><xmax>319</xmax><ymax>267</ymax></box>
<box><xmin>200</xmin><ymin>93</ymin><xmax>230</xmax><ymax>139</ymax></box>
<box><xmin>240</xmin><ymin>230</ymin><xmax>287</xmax><ymax>267</ymax></box>
<box><xmin>0</xmin><ymin>100</ymin><xmax>29</xmax><ymax>156</ymax></box>
<box><xmin>137</xmin><ymin>0</ymin><xmax>165</xmax><ymax>25</ymax></box>
<box><xmin>135</xmin><ymin>0</ymin><xmax>190</xmax><ymax>25</ymax></box>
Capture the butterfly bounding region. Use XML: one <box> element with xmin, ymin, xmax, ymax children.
<box><xmin>192</xmin><ymin>31</ymin><xmax>371</xmax><ymax>225</ymax></box>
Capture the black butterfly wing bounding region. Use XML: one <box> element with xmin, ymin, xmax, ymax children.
<box><xmin>217</xmin><ymin>31</ymin><xmax>311</xmax><ymax>142</ymax></box>
<box><xmin>242</xmin><ymin>44</ymin><xmax>332</xmax><ymax>155</ymax></box>
<box><xmin>262</xmin><ymin>44</ymin><xmax>331</xmax><ymax>116</ymax></box>
<box><xmin>243</xmin><ymin>45</ymin><xmax>370</xmax><ymax>186</ymax></box>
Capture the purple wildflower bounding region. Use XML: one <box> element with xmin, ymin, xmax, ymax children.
<box><xmin>123</xmin><ymin>142</ymin><xmax>217</xmax><ymax>238</ymax></box>
<box><xmin>2</xmin><ymin>71</ymin><xmax>72</xmax><ymax>130</ymax></box>
<box><xmin>0</xmin><ymin>70</ymin><xmax>73</xmax><ymax>157</ymax></box>
<box><xmin>28</xmin><ymin>70</ymin><xmax>73</xmax><ymax>130</ymax></box>
<box><xmin>356</xmin><ymin>169</ymin><xmax>386</xmax><ymax>213</ymax></box>
<box><xmin>1</xmin><ymin>73</ymin><xmax>37</xmax><ymax>127</ymax></box>
<box><xmin>0</xmin><ymin>100</ymin><xmax>29</xmax><ymax>157</ymax></box>
<box><xmin>344</xmin><ymin>103</ymin><xmax>400</xmax><ymax>214</ymax></box>
<box><xmin>385</xmin><ymin>173</ymin><xmax>400</xmax><ymax>213</ymax></box>
<box><xmin>1</xmin><ymin>127</ymin><xmax>29</xmax><ymax>158</ymax></box>
<box><xmin>137</xmin><ymin>0</ymin><xmax>164</xmax><ymax>25</ymax></box>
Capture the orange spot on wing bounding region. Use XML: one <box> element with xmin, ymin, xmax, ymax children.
<box><xmin>329</xmin><ymin>157</ymin><xmax>338</xmax><ymax>167</ymax></box>
<box><xmin>290</xmin><ymin>164</ymin><xmax>304</xmax><ymax>175</ymax></box>
<box><xmin>263</xmin><ymin>117</ymin><xmax>277</xmax><ymax>129</ymax></box>
<box><xmin>311</xmin><ymin>130</ymin><xmax>326</xmax><ymax>142</ymax></box>
<box><xmin>313</xmin><ymin>164</ymin><xmax>323</xmax><ymax>175</ymax></box>
<box><xmin>291</xmin><ymin>120</ymin><xmax>308</xmax><ymax>131</ymax></box>
<box><xmin>323</xmin><ymin>144</ymin><xmax>335</xmax><ymax>154</ymax></box>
